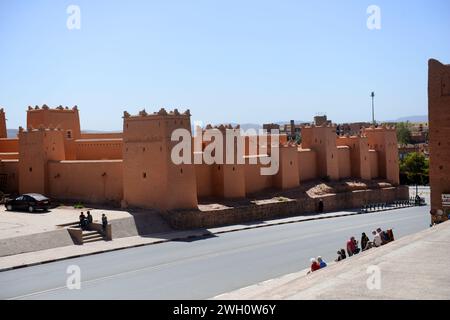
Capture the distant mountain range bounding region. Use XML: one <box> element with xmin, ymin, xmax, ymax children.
<box><xmin>5</xmin><ymin>115</ymin><xmax>428</xmax><ymax>138</ymax></box>
<box><xmin>386</xmin><ymin>115</ymin><xmax>428</xmax><ymax>123</ymax></box>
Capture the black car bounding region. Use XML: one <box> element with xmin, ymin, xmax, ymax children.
<box><xmin>5</xmin><ymin>193</ymin><xmax>51</xmax><ymax>212</ymax></box>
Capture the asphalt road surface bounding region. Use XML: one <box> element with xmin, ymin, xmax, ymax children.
<box><xmin>0</xmin><ymin>206</ymin><xmax>430</xmax><ymax>300</ymax></box>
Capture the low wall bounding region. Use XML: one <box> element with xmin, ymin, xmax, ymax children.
<box><xmin>0</xmin><ymin>229</ymin><xmax>74</xmax><ymax>257</ymax></box>
<box><xmin>163</xmin><ymin>186</ymin><xmax>409</xmax><ymax>230</ymax></box>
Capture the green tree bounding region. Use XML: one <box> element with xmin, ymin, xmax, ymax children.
<box><xmin>400</xmin><ymin>152</ymin><xmax>429</xmax><ymax>186</ymax></box>
<box><xmin>396</xmin><ymin>122</ymin><xmax>412</xmax><ymax>146</ymax></box>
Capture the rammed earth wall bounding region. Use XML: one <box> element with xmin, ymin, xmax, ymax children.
<box><xmin>163</xmin><ymin>186</ymin><xmax>409</xmax><ymax>230</ymax></box>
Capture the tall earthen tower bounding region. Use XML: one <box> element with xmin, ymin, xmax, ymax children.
<box><xmin>18</xmin><ymin>127</ymin><xmax>66</xmax><ymax>195</ymax></box>
<box><xmin>27</xmin><ymin>105</ymin><xmax>81</xmax><ymax>160</ymax></box>
<box><xmin>0</xmin><ymin>108</ymin><xmax>7</xmax><ymax>138</ymax></box>
<box><xmin>428</xmin><ymin>59</ymin><xmax>450</xmax><ymax>218</ymax></box>
<box><xmin>301</xmin><ymin>123</ymin><xmax>339</xmax><ymax>180</ymax></box>
<box><xmin>122</xmin><ymin>108</ymin><xmax>198</xmax><ymax>210</ymax></box>
<box><xmin>364</xmin><ymin>126</ymin><xmax>399</xmax><ymax>185</ymax></box>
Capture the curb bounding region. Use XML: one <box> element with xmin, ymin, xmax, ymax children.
<box><xmin>0</xmin><ymin>205</ymin><xmax>417</xmax><ymax>273</ymax></box>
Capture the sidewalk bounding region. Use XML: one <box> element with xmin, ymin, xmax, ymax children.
<box><xmin>214</xmin><ymin>221</ymin><xmax>450</xmax><ymax>300</ymax></box>
<box><xmin>0</xmin><ymin>209</ymin><xmax>379</xmax><ymax>272</ymax></box>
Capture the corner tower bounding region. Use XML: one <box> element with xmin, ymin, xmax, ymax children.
<box><xmin>428</xmin><ymin>59</ymin><xmax>450</xmax><ymax>217</ymax></box>
<box><xmin>18</xmin><ymin>126</ymin><xmax>66</xmax><ymax>195</ymax></box>
<box><xmin>122</xmin><ymin>108</ymin><xmax>198</xmax><ymax>210</ymax></box>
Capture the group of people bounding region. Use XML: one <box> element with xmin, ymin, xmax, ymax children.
<box><xmin>79</xmin><ymin>211</ymin><xmax>108</xmax><ymax>232</ymax></box>
<box><xmin>308</xmin><ymin>227</ymin><xmax>394</xmax><ymax>273</ymax></box>
<box><xmin>308</xmin><ymin>256</ymin><xmax>327</xmax><ymax>274</ymax></box>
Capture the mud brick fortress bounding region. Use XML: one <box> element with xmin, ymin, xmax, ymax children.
<box><xmin>0</xmin><ymin>104</ymin><xmax>400</xmax><ymax>211</ymax></box>
<box><xmin>428</xmin><ymin>59</ymin><xmax>450</xmax><ymax>219</ymax></box>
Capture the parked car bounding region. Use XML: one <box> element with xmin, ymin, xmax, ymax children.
<box><xmin>4</xmin><ymin>193</ymin><xmax>51</xmax><ymax>212</ymax></box>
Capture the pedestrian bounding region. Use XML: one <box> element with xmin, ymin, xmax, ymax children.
<box><xmin>318</xmin><ymin>199</ymin><xmax>324</xmax><ymax>213</ymax></box>
<box><xmin>361</xmin><ymin>232</ymin><xmax>370</xmax><ymax>251</ymax></box>
<box><xmin>102</xmin><ymin>214</ymin><xmax>108</xmax><ymax>231</ymax></box>
<box><xmin>386</xmin><ymin>229</ymin><xmax>394</xmax><ymax>242</ymax></box>
<box><xmin>352</xmin><ymin>237</ymin><xmax>360</xmax><ymax>254</ymax></box>
<box><xmin>372</xmin><ymin>230</ymin><xmax>382</xmax><ymax>247</ymax></box>
<box><xmin>346</xmin><ymin>236</ymin><xmax>358</xmax><ymax>256</ymax></box>
<box><xmin>377</xmin><ymin>228</ymin><xmax>389</xmax><ymax>244</ymax></box>
<box><xmin>317</xmin><ymin>256</ymin><xmax>327</xmax><ymax>268</ymax></box>
<box><xmin>79</xmin><ymin>212</ymin><xmax>86</xmax><ymax>229</ymax></box>
<box><xmin>86</xmin><ymin>211</ymin><xmax>93</xmax><ymax>229</ymax></box>
<box><xmin>308</xmin><ymin>258</ymin><xmax>320</xmax><ymax>274</ymax></box>
<box><xmin>335</xmin><ymin>250</ymin><xmax>344</xmax><ymax>262</ymax></box>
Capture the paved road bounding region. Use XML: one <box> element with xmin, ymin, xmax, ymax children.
<box><xmin>0</xmin><ymin>206</ymin><xmax>430</xmax><ymax>300</ymax></box>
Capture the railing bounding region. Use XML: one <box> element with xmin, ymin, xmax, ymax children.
<box><xmin>360</xmin><ymin>197</ymin><xmax>426</xmax><ymax>214</ymax></box>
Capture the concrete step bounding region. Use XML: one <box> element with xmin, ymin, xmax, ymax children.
<box><xmin>82</xmin><ymin>230</ymin><xmax>99</xmax><ymax>237</ymax></box>
<box><xmin>83</xmin><ymin>233</ymin><xmax>104</xmax><ymax>240</ymax></box>
<box><xmin>58</xmin><ymin>221</ymin><xmax>80</xmax><ymax>228</ymax></box>
<box><xmin>83</xmin><ymin>236</ymin><xmax>105</xmax><ymax>243</ymax></box>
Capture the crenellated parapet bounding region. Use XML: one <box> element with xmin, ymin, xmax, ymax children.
<box><xmin>123</xmin><ymin>108</ymin><xmax>192</xmax><ymax>120</ymax></box>
<box><xmin>363</xmin><ymin>124</ymin><xmax>397</xmax><ymax>133</ymax></box>
<box><xmin>27</xmin><ymin>104</ymin><xmax>79</xmax><ymax>113</ymax></box>
<box><xmin>200</xmin><ymin>123</ymin><xmax>241</xmax><ymax>134</ymax></box>
<box><xmin>19</xmin><ymin>125</ymin><xmax>64</xmax><ymax>134</ymax></box>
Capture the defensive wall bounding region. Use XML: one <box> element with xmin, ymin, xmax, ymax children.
<box><xmin>0</xmin><ymin>105</ymin><xmax>401</xmax><ymax>214</ymax></box>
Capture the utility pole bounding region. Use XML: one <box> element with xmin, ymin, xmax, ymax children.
<box><xmin>371</xmin><ymin>91</ymin><xmax>375</xmax><ymax>125</ymax></box>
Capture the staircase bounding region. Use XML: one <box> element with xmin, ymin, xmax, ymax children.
<box><xmin>82</xmin><ymin>230</ymin><xmax>106</xmax><ymax>243</ymax></box>
<box><xmin>59</xmin><ymin>221</ymin><xmax>108</xmax><ymax>244</ymax></box>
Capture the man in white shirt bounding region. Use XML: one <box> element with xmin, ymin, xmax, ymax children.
<box><xmin>372</xmin><ymin>230</ymin><xmax>382</xmax><ymax>247</ymax></box>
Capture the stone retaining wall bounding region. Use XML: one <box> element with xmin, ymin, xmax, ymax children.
<box><xmin>163</xmin><ymin>186</ymin><xmax>409</xmax><ymax>230</ymax></box>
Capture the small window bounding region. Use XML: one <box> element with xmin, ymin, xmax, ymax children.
<box><xmin>29</xmin><ymin>167</ymin><xmax>32</xmax><ymax>172</ymax></box>
<box><xmin>143</xmin><ymin>172</ymin><xmax>147</xmax><ymax>178</ymax></box>
<box><xmin>66</xmin><ymin>130</ymin><xmax>72</xmax><ymax>139</ymax></box>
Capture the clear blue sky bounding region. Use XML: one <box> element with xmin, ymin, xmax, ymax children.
<box><xmin>1</xmin><ymin>0</ymin><xmax>449</xmax><ymax>131</ymax></box>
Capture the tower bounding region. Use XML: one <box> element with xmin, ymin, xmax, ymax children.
<box><xmin>27</xmin><ymin>105</ymin><xmax>81</xmax><ymax>160</ymax></box>
<box><xmin>364</xmin><ymin>125</ymin><xmax>400</xmax><ymax>185</ymax></box>
<box><xmin>336</xmin><ymin>135</ymin><xmax>372</xmax><ymax>180</ymax></box>
<box><xmin>428</xmin><ymin>59</ymin><xmax>450</xmax><ymax>218</ymax></box>
<box><xmin>122</xmin><ymin>108</ymin><xmax>198</xmax><ymax>210</ymax></box>
<box><xmin>301</xmin><ymin>122</ymin><xmax>340</xmax><ymax>180</ymax></box>
<box><xmin>0</xmin><ymin>108</ymin><xmax>7</xmax><ymax>138</ymax></box>
<box><xmin>18</xmin><ymin>126</ymin><xmax>66</xmax><ymax>195</ymax></box>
